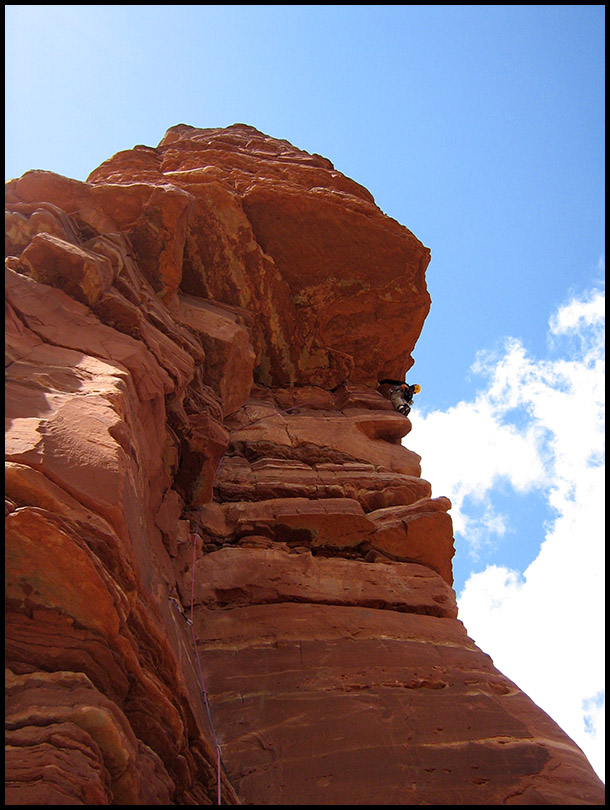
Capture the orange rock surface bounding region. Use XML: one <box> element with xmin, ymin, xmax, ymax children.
<box><xmin>5</xmin><ymin>124</ymin><xmax>605</xmax><ymax>805</ymax></box>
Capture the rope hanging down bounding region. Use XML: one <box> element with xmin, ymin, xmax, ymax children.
<box><xmin>190</xmin><ymin>508</ymin><xmax>223</xmax><ymax>805</ymax></box>
<box><xmin>175</xmin><ymin>399</ymin><xmax>319</xmax><ymax>804</ymax></box>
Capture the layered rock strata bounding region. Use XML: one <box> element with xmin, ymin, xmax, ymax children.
<box><xmin>5</xmin><ymin>124</ymin><xmax>605</xmax><ymax>805</ymax></box>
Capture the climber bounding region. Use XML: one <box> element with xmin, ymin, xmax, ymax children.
<box><xmin>378</xmin><ymin>378</ymin><xmax>421</xmax><ymax>416</ymax></box>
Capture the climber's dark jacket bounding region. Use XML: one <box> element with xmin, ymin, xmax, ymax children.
<box><xmin>378</xmin><ymin>379</ymin><xmax>417</xmax><ymax>416</ymax></box>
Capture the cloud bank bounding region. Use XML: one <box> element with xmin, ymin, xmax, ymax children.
<box><xmin>409</xmin><ymin>284</ymin><xmax>605</xmax><ymax>781</ymax></box>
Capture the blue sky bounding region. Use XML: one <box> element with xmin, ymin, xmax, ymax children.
<box><xmin>5</xmin><ymin>4</ymin><xmax>605</xmax><ymax>782</ymax></box>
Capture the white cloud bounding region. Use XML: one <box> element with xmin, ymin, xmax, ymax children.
<box><xmin>458</xmin><ymin>463</ymin><xmax>605</xmax><ymax>780</ymax></box>
<box><xmin>408</xmin><ymin>284</ymin><xmax>605</xmax><ymax>782</ymax></box>
<box><xmin>409</xmin><ymin>373</ymin><xmax>548</xmax><ymax>555</ymax></box>
<box><xmin>549</xmin><ymin>283</ymin><xmax>605</xmax><ymax>338</ymax></box>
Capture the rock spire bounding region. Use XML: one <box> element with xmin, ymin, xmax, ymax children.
<box><xmin>5</xmin><ymin>124</ymin><xmax>604</xmax><ymax>804</ymax></box>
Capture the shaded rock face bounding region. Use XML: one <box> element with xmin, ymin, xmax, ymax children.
<box><xmin>5</xmin><ymin>124</ymin><xmax>604</xmax><ymax>805</ymax></box>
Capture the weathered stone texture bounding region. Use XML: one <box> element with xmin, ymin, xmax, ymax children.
<box><xmin>5</xmin><ymin>124</ymin><xmax>604</xmax><ymax>804</ymax></box>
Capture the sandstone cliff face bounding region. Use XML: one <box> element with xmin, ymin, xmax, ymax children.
<box><xmin>5</xmin><ymin>124</ymin><xmax>604</xmax><ymax>805</ymax></box>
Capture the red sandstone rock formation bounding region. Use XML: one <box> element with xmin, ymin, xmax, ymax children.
<box><xmin>5</xmin><ymin>124</ymin><xmax>604</xmax><ymax>805</ymax></box>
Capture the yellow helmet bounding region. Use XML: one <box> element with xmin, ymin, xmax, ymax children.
<box><xmin>413</xmin><ymin>384</ymin><xmax>421</xmax><ymax>394</ymax></box>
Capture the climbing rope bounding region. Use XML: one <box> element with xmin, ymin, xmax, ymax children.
<box><xmin>190</xmin><ymin>507</ymin><xmax>223</xmax><ymax>805</ymax></box>
<box><xmin>175</xmin><ymin>398</ymin><xmax>322</xmax><ymax>803</ymax></box>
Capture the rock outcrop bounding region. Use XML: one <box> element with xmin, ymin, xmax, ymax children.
<box><xmin>5</xmin><ymin>124</ymin><xmax>605</xmax><ymax>805</ymax></box>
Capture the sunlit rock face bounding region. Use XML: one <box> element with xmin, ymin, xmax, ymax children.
<box><xmin>5</xmin><ymin>125</ymin><xmax>605</xmax><ymax>805</ymax></box>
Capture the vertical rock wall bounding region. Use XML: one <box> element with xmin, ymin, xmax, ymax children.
<box><xmin>5</xmin><ymin>125</ymin><xmax>604</xmax><ymax>804</ymax></box>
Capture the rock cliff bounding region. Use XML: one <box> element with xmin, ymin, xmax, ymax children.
<box><xmin>5</xmin><ymin>124</ymin><xmax>605</xmax><ymax>805</ymax></box>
